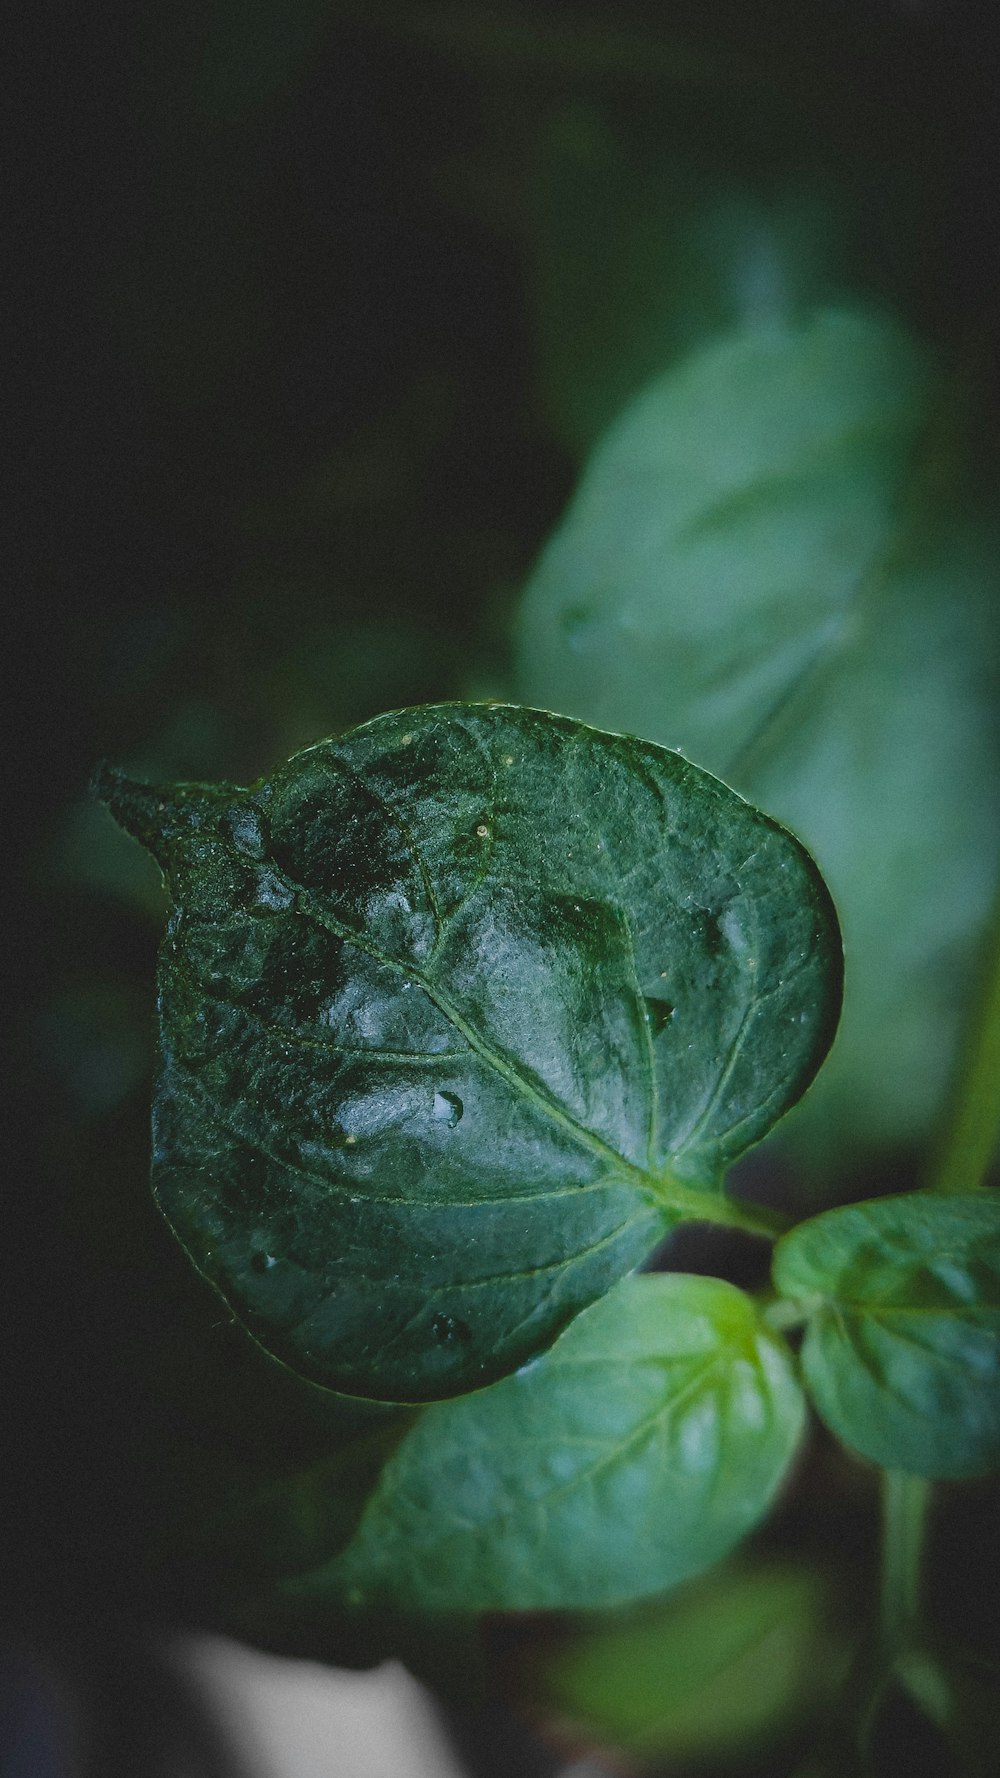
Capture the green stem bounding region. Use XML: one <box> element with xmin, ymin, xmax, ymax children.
<box><xmin>654</xmin><ymin>1177</ymin><xmax>789</xmax><ymax>1241</ymax></box>
<box><xmin>926</xmin><ymin>874</ymin><xmax>1000</xmax><ymax>1194</ymax></box>
<box><xmin>880</xmin><ymin>1471</ymin><xmax>930</xmax><ymax>1656</ymax></box>
<box><xmin>761</xmin><ymin>1294</ymin><xmax>811</xmax><ymax>1333</ymax></box>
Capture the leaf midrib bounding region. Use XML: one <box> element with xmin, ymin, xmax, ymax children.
<box><xmin>818</xmin><ymin>1297</ymin><xmax>1000</xmax><ymax>1322</ymax></box>
<box><xmin>171</xmin><ymin>1040</ymin><xmax>646</xmax><ymax>1217</ymax></box>
<box><xmin>281</xmin><ymin>865</ymin><xmax>676</xmax><ymax>1203</ymax></box>
<box><xmin>723</xmin><ymin>391</ymin><xmax>937</xmax><ymax>788</ymax></box>
<box><xmin>172</xmin><ymin>851</ymin><xmax>786</xmax><ymax>1235</ymax></box>
<box><xmin>237</xmin><ymin>854</ymin><xmax>788</xmax><ymax>1235</ymax></box>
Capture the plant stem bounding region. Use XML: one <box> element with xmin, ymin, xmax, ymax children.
<box><xmin>654</xmin><ymin>1176</ymin><xmax>789</xmax><ymax>1240</ymax></box>
<box><xmin>926</xmin><ymin>875</ymin><xmax>1000</xmax><ymax>1193</ymax></box>
<box><xmin>762</xmin><ymin>1295</ymin><xmax>811</xmax><ymax>1333</ymax></box>
<box><xmin>879</xmin><ymin>1470</ymin><xmax>930</xmax><ymax>1656</ymax></box>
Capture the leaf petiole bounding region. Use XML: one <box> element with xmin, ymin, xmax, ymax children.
<box><xmin>760</xmin><ymin>1294</ymin><xmax>811</xmax><ymax>1333</ymax></box>
<box><xmin>879</xmin><ymin>1470</ymin><xmax>930</xmax><ymax>1656</ymax></box>
<box><xmin>649</xmin><ymin>1177</ymin><xmax>790</xmax><ymax>1241</ymax></box>
<box><xmin>926</xmin><ymin>873</ymin><xmax>1000</xmax><ymax>1194</ymax></box>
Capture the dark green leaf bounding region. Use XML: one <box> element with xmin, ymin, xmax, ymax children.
<box><xmin>286</xmin><ymin>1275</ymin><xmax>806</xmax><ymax>1612</ymax></box>
<box><xmin>773</xmin><ymin>1191</ymin><xmax>1000</xmax><ymax>1477</ymax></box>
<box><xmin>515</xmin><ymin>309</ymin><xmax>1000</xmax><ymax>1167</ymax></box>
<box><xmin>96</xmin><ymin>703</ymin><xmax>840</xmax><ymax>1401</ymax></box>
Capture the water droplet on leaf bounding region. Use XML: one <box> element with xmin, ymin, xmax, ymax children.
<box><xmin>432</xmin><ymin>1313</ymin><xmax>472</xmax><ymax>1344</ymax></box>
<box><xmin>227</xmin><ymin>807</ymin><xmax>265</xmax><ymax>858</ymax></box>
<box><xmin>255</xmin><ymin>870</ymin><xmax>294</xmax><ymax>912</ymax></box>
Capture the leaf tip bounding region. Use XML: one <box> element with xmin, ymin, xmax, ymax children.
<box><xmin>91</xmin><ymin>762</ymin><xmax>174</xmax><ymax>856</ymax></box>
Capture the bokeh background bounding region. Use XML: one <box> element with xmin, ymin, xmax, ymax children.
<box><xmin>7</xmin><ymin>3</ymin><xmax>1000</xmax><ymax>1773</ymax></box>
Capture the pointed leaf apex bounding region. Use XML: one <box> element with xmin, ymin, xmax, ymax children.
<box><xmin>92</xmin><ymin>761</ymin><xmax>158</xmax><ymax>834</ymax></box>
<box><xmin>91</xmin><ymin>763</ymin><xmax>209</xmax><ymax>863</ymax></box>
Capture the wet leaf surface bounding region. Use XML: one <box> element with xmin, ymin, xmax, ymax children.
<box><xmin>97</xmin><ymin>703</ymin><xmax>840</xmax><ymax>1401</ymax></box>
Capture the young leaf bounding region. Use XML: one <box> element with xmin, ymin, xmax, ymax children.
<box><xmin>286</xmin><ymin>1275</ymin><xmax>806</xmax><ymax>1612</ymax></box>
<box><xmin>96</xmin><ymin>703</ymin><xmax>840</xmax><ymax>1402</ymax></box>
<box><xmin>515</xmin><ymin>309</ymin><xmax>1000</xmax><ymax>1166</ymax></box>
<box><xmin>773</xmin><ymin>1192</ymin><xmax>1000</xmax><ymax>1477</ymax></box>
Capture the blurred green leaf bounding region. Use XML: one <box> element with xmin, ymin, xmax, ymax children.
<box><xmin>535</xmin><ymin>1559</ymin><xmax>846</xmax><ymax>1761</ymax></box>
<box><xmin>96</xmin><ymin>703</ymin><xmax>839</xmax><ymax>1402</ymax></box>
<box><xmin>529</xmin><ymin>108</ymin><xmax>846</xmax><ymax>452</ymax></box>
<box><xmin>773</xmin><ymin>1191</ymin><xmax>1000</xmax><ymax>1477</ymax></box>
<box><xmin>286</xmin><ymin>1274</ymin><xmax>805</xmax><ymax>1612</ymax></box>
<box><xmin>515</xmin><ymin>308</ymin><xmax>1000</xmax><ymax>1169</ymax></box>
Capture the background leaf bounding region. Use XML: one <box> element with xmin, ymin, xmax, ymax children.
<box><xmin>11</xmin><ymin>0</ymin><xmax>1000</xmax><ymax>1723</ymax></box>
<box><xmin>514</xmin><ymin>308</ymin><xmax>1000</xmax><ymax>1170</ymax></box>
<box><xmin>773</xmin><ymin>1191</ymin><xmax>1000</xmax><ymax>1477</ymax></box>
<box><xmin>528</xmin><ymin>111</ymin><xmax>848</xmax><ymax>454</ymax></box>
<box><xmin>530</xmin><ymin>1558</ymin><xmax>847</xmax><ymax>1762</ymax></box>
<box><xmin>98</xmin><ymin>702</ymin><xmax>840</xmax><ymax>1402</ymax></box>
<box><xmin>288</xmin><ymin>1273</ymin><xmax>806</xmax><ymax>1612</ymax></box>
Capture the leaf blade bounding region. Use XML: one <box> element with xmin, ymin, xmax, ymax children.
<box><xmin>99</xmin><ymin>704</ymin><xmax>841</xmax><ymax>1400</ymax></box>
<box><xmin>534</xmin><ymin>1560</ymin><xmax>844</xmax><ymax>1760</ymax></box>
<box><xmin>773</xmin><ymin>1191</ymin><xmax>1000</xmax><ymax>1477</ymax></box>
<box><xmin>514</xmin><ymin>310</ymin><xmax>1000</xmax><ymax>1166</ymax></box>
<box><xmin>288</xmin><ymin>1274</ymin><xmax>806</xmax><ymax>1611</ymax></box>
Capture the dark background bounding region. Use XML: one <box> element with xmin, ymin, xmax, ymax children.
<box><xmin>6</xmin><ymin>3</ymin><xmax>1000</xmax><ymax>1773</ymax></box>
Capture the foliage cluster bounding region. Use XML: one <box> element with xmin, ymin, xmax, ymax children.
<box><xmin>11</xmin><ymin>4</ymin><xmax>1000</xmax><ymax>1775</ymax></box>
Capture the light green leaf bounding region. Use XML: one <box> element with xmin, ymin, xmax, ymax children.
<box><xmin>515</xmin><ymin>309</ymin><xmax>1000</xmax><ymax>1165</ymax></box>
<box><xmin>96</xmin><ymin>703</ymin><xmax>840</xmax><ymax>1402</ymax></box>
<box><xmin>773</xmin><ymin>1191</ymin><xmax>1000</xmax><ymax>1477</ymax></box>
<box><xmin>287</xmin><ymin>1274</ymin><xmax>806</xmax><ymax>1611</ymax></box>
<box><xmin>535</xmin><ymin>1560</ymin><xmax>844</xmax><ymax>1760</ymax></box>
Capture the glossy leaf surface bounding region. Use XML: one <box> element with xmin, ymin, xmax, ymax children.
<box><xmin>515</xmin><ymin>309</ymin><xmax>1000</xmax><ymax>1165</ymax></box>
<box><xmin>97</xmin><ymin>703</ymin><xmax>840</xmax><ymax>1401</ymax></box>
<box><xmin>773</xmin><ymin>1192</ymin><xmax>1000</xmax><ymax>1477</ymax></box>
<box><xmin>288</xmin><ymin>1275</ymin><xmax>806</xmax><ymax>1611</ymax></box>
